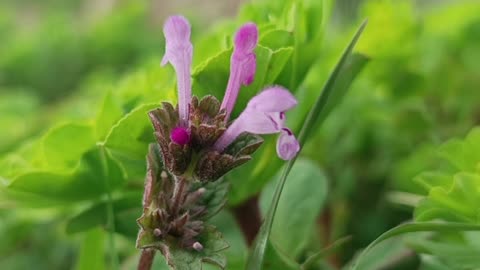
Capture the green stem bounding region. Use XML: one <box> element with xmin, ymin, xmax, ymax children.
<box><xmin>106</xmin><ymin>187</ymin><xmax>119</xmax><ymax>270</ymax></box>
<box><xmin>99</xmin><ymin>146</ymin><xmax>119</xmax><ymax>270</ymax></box>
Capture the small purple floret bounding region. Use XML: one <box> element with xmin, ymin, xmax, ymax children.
<box><xmin>214</xmin><ymin>86</ymin><xmax>300</xmax><ymax>160</ymax></box>
<box><xmin>171</xmin><ymin>127</ymin><xmax>190</xmax><ymax>145</ymax></box>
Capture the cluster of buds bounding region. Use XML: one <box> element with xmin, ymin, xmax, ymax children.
<box><xmin>137</xmin><ymin>15</ymin><xmax>300</xmax><ymax>257</ymax></box>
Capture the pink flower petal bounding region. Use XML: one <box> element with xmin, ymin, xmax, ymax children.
<box><xmin>162</xmin><ymin>15</ymin><xmax>193</xmax><ymax>126</ymax></box>
<box><xmin>247</xmin><ymin>86</ymin><xmax>298</xmax><ymax>112</ymax></box>
<box><xmin>233</xmin><ymin>23</ymin><xmax>259</xmax><ymax>56</ymax></box>
<box><xmin>221</xmin><ymin>23</ymin><xmax>259</xmax><ymax>120</ymax></box>
<box><xmin>276</xmin><ymin>128</ymin><xmax>300</xmax><ymax>160</ymax></box>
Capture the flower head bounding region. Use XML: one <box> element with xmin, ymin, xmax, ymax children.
<box><xmin>155</xmin><ymin>16</ymin><xmax>300</xmax><ymax>182</ymax></box>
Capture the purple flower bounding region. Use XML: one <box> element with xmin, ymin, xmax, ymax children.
<box><xmin>214</xmin><ymin>87</ymin><xmax>300</xmax><ymax>160</ymax></box>
<box><xmin>161</xmin><ymin>16</ymin><xmax>300</xmax><ymax>160</ymax></box>
<box><xmin>220</xmin><ymin>23</ymin><xmax>258</xmax><ymax>120</ymax></box>
<box><xmin>161</xmin><ymin>15</ymin><xmax>193</xmax><ymax>126</ymax></box>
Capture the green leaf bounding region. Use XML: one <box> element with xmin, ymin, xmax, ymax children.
<box><xmin>66</xmin><ymin>192</ymin><xmax>142</xmax><ymax>236</ymax></box>
<box><xmin>6</xmin><ymin>147</ymin><xmax>126</xmax><ymax>206</ymax></box>
<box><xmin>74</xmin><ymin>228</ymin><xmax>106</xmax><ymax>270</ymax></box>
<box><xmin>104</xmin><ymin>103</ymin><xmax>158</xmax><ymax>178</ymax></box>
<box><xmin>95</xmin><ymin>90</ymin><xmax>124</xmax><ymax>141</ymax></box>
<box><xmin>262</xmin><ymin>241</ymin><xmax>298</xmax><ymax>270</ymax></box>
<box><xmin>259</xmin><ymin>159</ymin><xmax>328</xmax><ymax>258</ymax></box>
<box><xmin>194</xmin><ymin>178</ymin><xmax>230</xmax><ymax>220</ymax></box>
<box><xmin>350</xmin><ymin>222</ymin><xmax>480</xmax><ymax>270</ymax></box>
<box><xmin>409</xmin><ymin>237</ymin><xmax>480</xmax><ymax>270</ymax></box>
<box><xmin>246</xmin><ymin>20</ymin><xmax>368</xmax><ymax>270</ymax></box>
<box><xmin>42</xmin><ymin>122</ymin><xmax>95</xmax><ymax>169</ymax></box>
<box><xmin>414</xmin><ymin>172</ymin><xmax>480</xmax><ymax>223</ymax></box>
<box><xmin>140</xmin><ymin>225</ymin><xmax>229</xmax><ymax>270</ymax></box>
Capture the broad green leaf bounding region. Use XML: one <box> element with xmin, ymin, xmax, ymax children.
<box><xmin>246</xmin><ymin>20</ymin><xmax>368</xmax><ymax>270</ymax></box>
<box><xmin>95</xmin><ymin>90</ymin><xmax>124</xmax><ymax>141</ymax></box>
<box><xmin>6</xmin><ymin>147</ymin><xmax>126</xmax><ymax>206</ymax></box>
<box><xmin>74</xmin><ymin>228</ymin><xmax>106</xmax><ymax>270</ymax></box>
<box><xmin>42</xmin><ymin>122</ymin><xmax>95</xmax><ymax>169</ymax></box>
<box><xmin>259</xmin><ymin>159</ymin><xmax>328</xmax><ymax>258</ymax></box>
<box><xmin>259</xmin><ymin>29</ymin><xmax>294</xmax><ymax>50</ymax></box>
<box><xmin>350</xmin><ymin>222</ymin><xmax>480</xmax><ymax>270</ymax></box>
<box><xmin>66</xmin><ymin>192</ymin><xmax>142</xmax><ymax>236</ymax></box>
<box><xmin>104</xmin><ymin>103</ymin><xmax>158</xmax><ymax>178</ymax></box>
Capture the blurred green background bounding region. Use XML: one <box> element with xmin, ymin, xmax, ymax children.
<box><xmin>1</xmin><ymin>0</ymin><xmax>479</xmax><ymax>269</ymax></box>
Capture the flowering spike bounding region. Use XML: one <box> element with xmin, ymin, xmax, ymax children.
<box><xmin>220</xmin><ymin>23</ymin><xmax>259</xmax><ymax>120</ymax></box>
<box><xmin>162</xmin><ymin>15</ymin><xmax>193</xmax><ymax>125</ymax></box>
<box><xmin>214</xmin><ymin>87</ymin><xmax>300</xmax><ymax>160</ymax></box>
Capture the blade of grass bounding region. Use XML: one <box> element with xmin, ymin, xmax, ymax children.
<box><xmin>350</xmin><ymin>222</ymin><xmax>480</xmax><ymax>270</ymax></box>
<box><xmin>245</xmin><ymin>19</ymin><xmax>368</xmax><ymax>270</ymax></box>
<box><xmin>301</xmin><ymin>236</ymin><xmax>352</xmax><ymax>270</ymax></box>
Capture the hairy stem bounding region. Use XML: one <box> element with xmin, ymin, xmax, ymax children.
<box><xmin>137</xmin><ymin>249</ymin><xmax>156</xmax><ymax>270</ymax></box>
<box><xmin>232</xmin><ymin>195</ymin><xmax>262</xmax><ymax>246</ymax></box>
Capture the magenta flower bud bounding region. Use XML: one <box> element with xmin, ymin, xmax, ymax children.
<box><xmin>170</xmin><ymin>127</ymin><xmax>190</xmax><ymax>145</ymax></box>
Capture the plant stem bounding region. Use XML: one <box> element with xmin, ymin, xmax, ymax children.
<box><xmin>232</xmin><ymin>195</ymin><xmax>262</xmax><ymax>246</ymax></box>
<box><xmin>106</xmin><ymin>187</ymin><xmax>119</xmax><ymax>270</ymax></box>
<box><xmin>99</xmin><ymin>146</ymin><xmax>119</xmax><ymax>270</ymax></box>
<box><xmin>137</xmin><ymin>249</ymin><xmax>156</xmax><ymax>270</ymax></box>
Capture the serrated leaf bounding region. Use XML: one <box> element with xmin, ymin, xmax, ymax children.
<box><xmin>104</xmin><ymin>103</ymin><xmax>158</xmax><ymax>178</ymax></box>
<box><xmin>42</xmin><ymin>122</ymin><xmax>95</xmax><ymax>169</ymax></box>
<box><xmin>6</xmin><ymin>147</ymin><xmax>126</xmax><ymax>206</ymax></box>
<box><xmin>140</xmin><ymin>225</ymin><xmax>229</xmax><ymax>270</ymax></box>
<box><xmin>197</xmin><ymin>179</ymin><xmax>230</xmax><ymax>220</ymax></box>
<box><xmin>95</xmin><ymin>90</ymin><xmax>124</xmax><ymax>140</ymax></box>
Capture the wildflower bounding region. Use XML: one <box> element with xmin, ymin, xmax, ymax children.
<box><xmin>137</xmin><ymin>14</ymin><xmax>301</xmax><ymax>266</ymax></box>
<box><xmin>154</xmin><ymin>15</ymin><xmax>299</xmax><ymax>182</ymax></box>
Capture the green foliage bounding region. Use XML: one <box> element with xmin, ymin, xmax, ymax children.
<box><xmin>1</xmin><ymin>0</ymin><xmax>480</xmax><ymax>269</ymax></box>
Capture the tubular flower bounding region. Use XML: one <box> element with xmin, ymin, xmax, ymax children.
<box><xmin>155</xmin><ymin>15</ymin><xmax>300</xmax><ymax>182</ymax></box>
